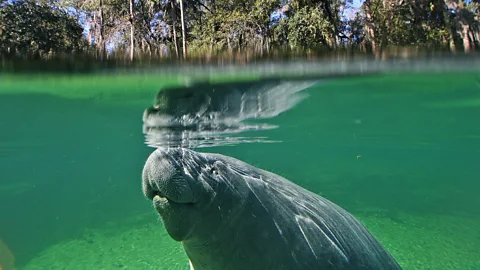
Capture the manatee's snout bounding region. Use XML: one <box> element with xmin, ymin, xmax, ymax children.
<box><xmin>142</xmin><ymin>148</ymin><xmax>195</xmax><ymax>204</ymax></box>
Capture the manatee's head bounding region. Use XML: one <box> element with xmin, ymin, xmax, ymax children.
<box><xmin>142</xmin><ymin>148</ymin><xmax>250</xmax><ymax>243</ymax></box>
<box><xmin>153</xmin><ymin>87</ymin><xmax>211</xmax><ymax>117</ymax></box>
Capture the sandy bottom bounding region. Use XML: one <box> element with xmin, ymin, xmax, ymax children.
<box><xmin>21</xmin><ymin>212</ymin><xmax>480</xmax><ymax>270</ymax></box>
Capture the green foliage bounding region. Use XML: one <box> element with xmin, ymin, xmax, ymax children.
<box><xmin>274</xmin><ymin>6</ymin><xmax>333</xmax><ymax>50</ymax></box>
<box><xmin>0</xmin><ymin>0</ymin><xmax>85</xmax><ymax>58</ymax></box>
<box><xmin>188</xmin><ymin>0</ymin><xmax>282</xmax><ymax>55</ymax></box>
<box><xmin>1</xmin><ymin>0</ymin><xmax>479</xmax><ymax>62</ymax></box>
<box><xmin>360</xmin><ymin>0</ymin><xmax>479</xmax><ymax>51</ymax></box>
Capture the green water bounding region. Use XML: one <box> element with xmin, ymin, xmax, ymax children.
<box><xmin>0</xmin><ymin>69</ymin><xmax>479</xmax><ymax>270</ymax></box>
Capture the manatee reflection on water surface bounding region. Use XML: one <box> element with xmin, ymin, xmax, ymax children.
<box><xmin>142</xmin><ymin>79</ymin><xmax>317</xmax><ymax>148</ymax></box>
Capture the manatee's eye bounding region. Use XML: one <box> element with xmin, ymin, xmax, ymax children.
<box><xmin>208</xmin><ymin>161</ymin><xmax>220</xmax><ymax>176</ymax></box>
<box><xmin>209</xmin><ymin>165</ymin><xmax>218</xmax><ymax>176</ymax></box>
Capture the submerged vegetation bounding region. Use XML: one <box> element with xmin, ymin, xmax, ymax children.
<box><xmin>0</xmin><ymin>0</ymin><xmax>479</xmax><ymax>65</ymax></box>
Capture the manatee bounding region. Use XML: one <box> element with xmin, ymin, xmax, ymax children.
<box><xmin>142</xmin><ymin>148</ymin><xmax>402</xmax><ymax>270</ymax></box>
<box><xmin>142</xmin><ymin>80</ymin><xmax>316</xmax><ymax>148</ymax></box>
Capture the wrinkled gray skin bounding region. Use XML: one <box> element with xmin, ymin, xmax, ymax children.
<box><xmin>142</xmin><ymin>148</ymin><xmax>402</xmax><ymax>270</ymax></box>
<box><xmin>143</xmin><ymin>80</ymin><xmax>315</xmax><ymax>126</ymax></box>
<box><xmin>142</xmin><ymin>80</ymin><xmax>315</xmax><ymax>148</ymax></box>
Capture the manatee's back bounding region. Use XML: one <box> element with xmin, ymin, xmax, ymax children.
<box><xmin>188</xmin><ymin>153</ymin><xmax>401</xmax><ymax>270</ymax></box>
<box><xmin>215</xmin><ymin>153</ymin><xmax>402</xmax><ymax>269</ymax></box>
<box><xmin>257</xmin><ymin>168</ymin><xmax>402</xmax><ymax>269</ymax></box>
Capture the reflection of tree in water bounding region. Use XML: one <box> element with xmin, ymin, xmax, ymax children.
<box><xmin>142</xmin><ymin>79</ymin><xmax>317</xmax><ymax>148</ymax></box>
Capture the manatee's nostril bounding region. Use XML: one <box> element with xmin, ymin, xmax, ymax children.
<box><xmin>147</xmin><ymin>182</ymin><xmax>165</xmax><ymax>200</ymax></box>
<box><xmin>153</xmin><ymin>190</ymin><xmax>163</xmax><ymax>198</ymax></box>
<box><xmin>144</xmin><ymin>178</ymin><xmax>161</xmax><ymax>201</ymax></box>
<box><xmin>145</xmin><ymin>186</ymin><xmax>156</xmax><ymax>200</ymax></box>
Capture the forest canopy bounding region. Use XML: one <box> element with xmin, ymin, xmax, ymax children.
<box><xmin>0</xmin><ymin>0</ymin><xmax>479</xmax><ymax>62</ymax></box>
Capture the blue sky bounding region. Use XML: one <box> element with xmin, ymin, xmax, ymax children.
<box><xmin>353</xmin><ymin>0</ymin><xmax>363</xmax><ymax>8</ymax></box>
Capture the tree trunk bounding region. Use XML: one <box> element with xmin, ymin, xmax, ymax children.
<box><xmin>363</xmin><ymin>0</ymin><xmax>377</xmax><ymax>54</ymax></box>
<box><xmin>90</xmin><ymin>12</ymin><xmax>95</xmax><ymax>46</ymax></box>
<box><xmin>129</xmin><ymin>0</ymin><xmax>134</xmax><ymax>62</ymax></box>
<box><xmin>227</xmin><ymin>36</ymin><xmax>231</xmax><ymax>54</ymax></box>
<box><xmin>179</xmin><ymin>0</ymin><xmax>187</xmax><ymax>59</ymax></box>
<box><xmin>170</xmin><ymin>0</ymin><xmax>179</xmax><ymax>58</ymax></box>
<box><xmin>462</xmin><ymin>25</ymin><xmax>472</xmax><ymax>52</ymax></box>
<box><xmin>445</xmin><ymin>0</ymin><xmax>475</xmax><ymax>53</ymax></box>
<box><xmin>442</xmin><ymin>2</ymin><xmax>457</xmax><ymax>52</ymax></box>
<box><xmin>457</xmin><ymin>2</ymin><xmax>472</xmax><ymax>52</ymax></box>
<box><xmin>99</xmin><ymin>0</ymin><xmax>106</xmax><ymax>62</ymax></box>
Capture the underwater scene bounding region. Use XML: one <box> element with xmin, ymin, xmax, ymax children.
<box><xmin>0</xmin><ymin>59</ymin><xmax>480</xmax><ymax>270</ymax></box>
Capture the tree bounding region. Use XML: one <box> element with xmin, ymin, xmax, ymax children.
<box><xmin>129</xmin><ymin>0</ymin><xmax>135</xmax><ymax>61</ymax></box>
<box><xmin>359</xmin><ymin>0</ymin><xmax>478</xmax><ymax>54</ymax></box>
<box><xmin>99</xmin><ymin>0</ymin><xmax>106</xmax><ymax>61</ymax></box>
<box><xmin>171</xmin><ymin>0</ymin><xmax>180</xmax><ymax>57</ymax></box>
<box><xmin>274</xmin><ymin>4</ymin><xmax>334</xmax><ymax>50</ymax></box>
<box><xmin>445</xmin><ymin>0</ymin><xmax>480</xmax><ymax>52</ymax></box>
<box><xmin>179</xmin><ymin>0</ymin><xmax>187</xmax><ymax>59</ymax></box>
<box><xmin>0</xmin><ymin>0</ymin><xmax>85</xmax><ymax>59</ymax></box>
<box><xmin>2</xmin><ymin>0</ymin><xmax>478</xmax><ymax>61</ymax></box>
